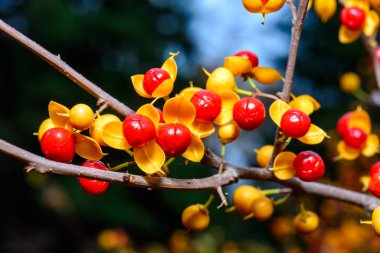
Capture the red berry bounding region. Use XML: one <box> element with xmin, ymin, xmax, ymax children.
<box><xmin>293</xmin><ymin>151</ymin><xmax>325</xmax><ymax>182</ymax></box>
<box><xmin>370</xmin><ymin>162</ymin><xmax>380</xmax><ymax>178</ymax></box>
<box><xmin>280</xmin><ymin>109</ymin><xmax>311</xmax><ymax>138</ymax></box>
<box><xmin>190</xmin><ymin>90</ymin><xmax>222</xmax><ymax>122</ymax></box>
<box><xmin>343</xmin><ymin>127</ymin><xmax>367</xmax><ymax>149</ymax></box>
<box><xmin>78</xmin><ymin>160</ymin><xmax>109</xmax><ymax>195</ymax></box>
<box><xmin>122</xmin><ymin>114</ymin><xmax>157</xmax><ymax>147</ymax></box>
<box><xmin>375</xmin><ymin>46</ymin><xmax>380</xmax><ymax>64</ymax></box>
<box><xmin>235</xmin><ymin>50</ymin><xmax>259</xmax><ymax>68</ymax></box>
<box><xmin>142</xmin><ymin>68</ymin><xmax>170</xmax><ymax>95</ymax></box>
<box><xmin>369</xmin><ymin>172</ymin><xmax>380</xmax><ymax>198</ymax></box>
<box><xmin>233</xmin><ymin>97</ymin><xmax>265</xmax><ymax>130</ymax></box>
<box><xmin>156</xmin><ymin>123</ymin><xmax>192</xmax><ymax>157</ymax></box>
<box><xmin>336</xmin><ymin>112</ymin><xmax>352</xmax><ymax>137</ymax></box>
<box><xmin>40</xmin><ymin>128</ymin><xmax>75</xmax><ymax>163</ymax></box>
<box><xmin>340</xmin><ymin>7</ymin><xmax>366</xmax><ymax>31</ymax></box>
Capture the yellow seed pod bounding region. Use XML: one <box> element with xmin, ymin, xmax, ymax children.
<box><xmin>372</xmin><ymin>206</ymin><xmax>380</xmax><ymax>235</ymax></box>
<box><xmin>251</xmin><ymin>66</ymin><xmax>282</xmax><ymax>85</ymax></box>
<box><xmin>217</xmin><ymin>122</ymin><xmax>240</xmax><ymax>144</ymax></box>
<box><xmin>205</xmin><ymin>67</ymin><xmax>236</xmax><ymax>93</ymax></box>
<box><xmin>89</xmin><ymin>114</ymin><xmax>121</xmax><ymax>146</ymax></box>
<box><xmin>294</xmin><ymin>210</ymin><xmax>319</xmax><ymax>234</ymax></box>
<box><xmin>223</xmin><ymin>56</ymin><xmax>252</xmax><ymax>77</ymax></box>
<box><xmin>250</xmin><ymin>196</ymin><xmax>274</xmax><ymax>221</ymax></box>
<box><xmin>181</xmin><ymin>204</ymin><xmax>210</xmax><ymax>232</ymax></box>
<box><xmin>37</xmin><ymin>118</ymin><xmax>73</xmax><ymax>141</ymax></box>
<box><xmin>314</xmin><ymin>0</ymin><xmax>337</xmax><ymax>23</ymax></box>
<box><xmin>273</xmin><ymin>151</ymin><xmax>296</xmax><ymax>180</ymax></box>
<box><xmin>288</xmin><ymin>95</ymin><xmax>320</xmax><ymax>115</ymax></box>
<box><xmin>69</xmin><ymin>104</ymin><xmax>94</xmax><ymax>130</ymax></box>
<box><xmin>255</xmin><ymin>145</ymin><xmax>274</xmax><ymax>168</ymax></box>
<box><xmin>363</xmin><ymin>10</ymin><xmax>380</xmax><ymax>37</ymax></box>
<box><xmin>340</xmin><ymin>72</ymin><xmax>361</xmax><ymax>93</ymax></box>
<box><xmin>97</xmin><ymin>229</ymin><xmax>129</xmax><ymax>251</ymax></box>
<box><xmin>232</xmin><ymin>185</ymin><xmax>263</xmax><ymax>216</ymax></box>
<box><xmin>371</xmin><ymin>0</ymin><xmax>380</xmax><ymax>12</ymax></box>
<box><xmin>242</xmin><ymin>0</ymin><xmax>286</xmax><ymax>14</ymax></box>
<box><xmin>339</xmin><ymin>25</ymin><xmax>361</xmax><ymax>44</ymax></box>
<box><xmin>37</xmin><ymin>118</ymin><xmax>56</xmax><ymax>141</ymax></box>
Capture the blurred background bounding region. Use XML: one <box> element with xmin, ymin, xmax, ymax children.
<box><xmin>1</xmin><ymin>0</ymin><xmax>380</xmax><ymax>252</ymax></box>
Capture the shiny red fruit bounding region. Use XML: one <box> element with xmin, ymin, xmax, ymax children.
<box><xmin>375</xmin><ymin>46</ymin><xmax>380</xmax><ymax>64</ymax></box>
<box><xmin>340</xmin><ymin>7</ymin><xmax>366</xmax><ymax>31</ymax></box>
<box><xmin>369</xmin><ymin>172</ymin><xmax>380</xmax><ymax>198</ymax></box>
<box><xmin>343</xmin><ymin>127</ymin><xmax>367</xmax><ymax>149</ymax></box>
<box><xmin>190</xmin><ymin>90</ymin><xmax>222</xmax><ymax>122</ymax></box>
<box><xmin>156</xmin><ymin>123</ymin><xmax>192</xmax><ymax>157</ymax></box>
<box><xmin>40</xmin><ymin>128</ymin><xmax>75</xmax><ymax>163</ymax></box>
<box><xmin>78</xmin><ymin>160</ymin><xmax>109</xmax><ymax>195</ymax></box>
<box><xmin>235</xmin><ymin>50</ymin><xmax>259</xmax><ymax>68</ymax></box>
<box><xmin>293</xmin><ymin>151</ymin><xmax>325</xmax><ymax>182</ymax></box>
<box><xmin>370</xmin><ymin>162</ymin><xmax>380</xmax><ymax>178</ymax></box>
<box><xmin>142</xmin><ymin>68</ymin><xmax>170</xmax><ymax>95</ymax></box>
<box><xmin>336</xmin><ymin>112</ymin><xmax>351</xmax><ymax>137</ymax></box>
<box><xmin>122</xmin><ymin>114</ymin><xmax>156</xmax><ymax>147</ymax></box>
<box><xmin>233</xmin><ymin>97</ymin><xmax>265</xmax><ymax>130</ymax></box>
<box><xmin>280</xmin><ymin>109</ymin><xmax>311</xmax><ymax>138</ymax></box>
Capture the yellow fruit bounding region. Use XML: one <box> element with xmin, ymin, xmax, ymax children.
<box><xmin>37</xmin><ymin>118</ymin><xmax>73</xmax><ymax>141</ymax></box>
<box><xmin>251</xmin><ymin>66</ymin><xmax>282</xmax><ymax>85</ymax></box>
<box><xmin>181</xmin><ymin>204</ymin><xmax>210</xmax><ymax>232</ymax></box>
<box><xmin>217</xmin><ymin>122</ymin><xmax>240</xmax><ymax>144</ymax></box>
<box><xmin>223</xmin><ymin>56</ymin><xmax>252</xmax><ymax>77</ymax></box>
<box><xmin>232</xmin><ymin>185</ymin><xmax>263</xmax><ymax>216</ymax></box>
<box><xmin>372</xmin><ymin>206</ymin><xmax>380</xmax><ymax>235</ymax></box>
<box><xmin>89</xmin><ymin>114</ymin><xmax>121</xmax><ymax>146</ymax></box>
<box><xmin>250</xmin><ymin>196</ymin><xmax>274</xmax><ymax>221</ymax></box>
<box><xmin>339</xmin><ymin>72</ymin><xmax>361</xmax><ymax>93</ymax></box>
<box><xmin>294</xmin><ymin>210</ymin><xmax>319</xmax><ymax>234</ymax></box>
<box><xmin>205</xmin><ymin>67</ymin><xmax>236</xmax><ymax>92</ymax></box>
<box><xmin>242</xmin><ymin>0</ymin><xmax>286</xmax><ymax>14</ymax></box>
<box><xmin>69</xmin><ymin>103</ymin><xmax>94</xmax><ymax>130</ymax></box>
<box><xmin>255</xmin><ymin>145</ymin><xmax>274</xmax><ymax>168</ymax></box>
<box><xmin>314</xmin><ymin>0</ymin><xmax>337</xmax><ymax>23</ymax></box>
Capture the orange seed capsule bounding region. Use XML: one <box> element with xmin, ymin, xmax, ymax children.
<box><xmin>181</xmin><ymin>204</ymin><xmax>210</xmax><ymax>232</ymax></box>
<box><xmin>217</xmin><ymin>121</ymin><xmax>240</xmax><ymax>144</ymax></box>
<box><xmin>294</xmin><ymin>210</ymin><xmax>319</xmax><ymax>234</ymax></box>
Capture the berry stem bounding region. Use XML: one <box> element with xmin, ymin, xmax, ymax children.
<box><xmin>164</xmin><ymin>157</ymin><xmax>175</xmax><ymax>167</ymax></box>
<box><xmin>360</xmin><ymin>220</ymin><xmax>372</xmax><ymax>225</ymax></box>
<box><xmin>125</xmin><ymin>149</ymin><xmax>134</xmax><ymax>157</ymax></box>
<box><xmin>262</xmin><ymin>188</ymin><xmax>292</xmax><ymax>195</ymax></box>
<box><xmin>353</xmin><ymin>88</ymin><xmax>368</xmax><ymax>101</ymax></box>
<box><xmin>204</xmin><ymin>193</ymin><xmax>215</xmax><ymax>209</ymax></box>
<box><xmin>234</xmin><ymin>87</ymin><xmax>253</xmax><ymax>96</ymax></box>
<box><xmin>247</xmin><ymin>77</ymin><xmax>262</xmax><ymax>93</ymax></box>
<box><xmin>274</xmin><ymin>193</ymin><xmax>291</xmax><ymax>206</ymax></box>
<box><xmin>110</xmin><ymin>161</ymin><xmax>135</xmax><ymax>171</ymax></box>
<box><xmin>150</xmin><ymin>97</ymin><xmax>160</xmax><ymax>105</ymax></box>
<box><xmin>201</xmin><ymin>67</ymin><xmax>211</xmax><ymax>77</ymax></box>
<box><xmin>243</xmin><ymin>213</ymin><xmax>254</xmax><ymax>220</ymax></box>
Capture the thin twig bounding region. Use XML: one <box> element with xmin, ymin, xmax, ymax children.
<box><xmin>268</xmin><ymin>0</ymin><xmax>310</xmax><ymax>168</ymax></box>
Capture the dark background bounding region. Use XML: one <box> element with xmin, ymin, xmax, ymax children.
<box><xmin>0</xmin><ymin>1</ymin><xmax>379</xmax><ymax>252</ymax></box>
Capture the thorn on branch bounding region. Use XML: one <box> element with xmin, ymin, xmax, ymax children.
<box><xmin>96</xmin><ymin>98</ymin><xmax>108</xmax><ymax>115</ymax></box>
<box><xmin>216</xmin><ymin>186</ymin><xmax>228</xmax><ymax>209</ymax></box>
<box><xmin>123</xmin><ymin>172</ymin><xmax>136</xmax><ymax>183</ymax></box>
<box><xmin>24</xmin><ymin>163</ymin><xmax>36</xmax><ymax>172</ymax></box>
